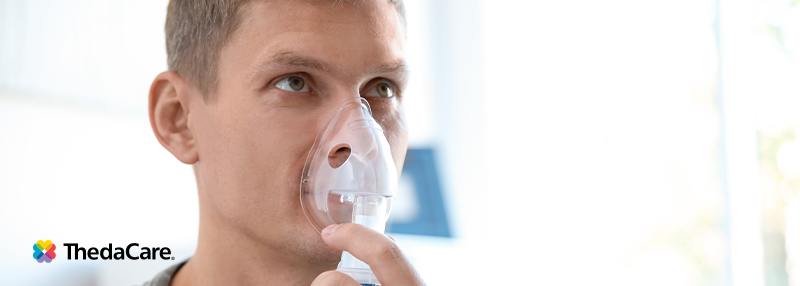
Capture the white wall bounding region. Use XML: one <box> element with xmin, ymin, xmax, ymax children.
<box><xmin>0</xmin><ymin>1</ymin><xmax>197</xmax><ymax>285</ymax></box>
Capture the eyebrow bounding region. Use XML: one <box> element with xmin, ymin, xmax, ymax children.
<box><xmin>252</xmin><ymin>50</ymin><xmax>409</xmax><ymax>85</ymax></box>
<box><xmin>368</xmin><ymin>61</ymin><xmax>408</xmax><ymax>77</ymax></box>
<box><xmin>270</xmin><ymin>51</ymin><xmax>334</xmax><ymax>73</ymax></box>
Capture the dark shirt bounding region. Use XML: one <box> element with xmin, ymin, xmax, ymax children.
<box><xmin>141</xmin><ymin>259</ymin><xmax>188</xmax><ymax>286</ymax></box>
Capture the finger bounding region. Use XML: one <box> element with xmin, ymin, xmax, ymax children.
<box><xmin>311</xmin><ymin>270</ymin><xmax>362</xmax><ymax>286</ymax></box>
<box><xmin>387</xmin><ymin>235</ymin><xmax>396</xmax><ymax>242</ymax></box>
<box><xmin>322</xmin><ymin>223</ymin><xmax>424</xmax><ymax>286</ymax></box>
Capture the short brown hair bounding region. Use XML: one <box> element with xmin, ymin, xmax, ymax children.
<box><xmin>164</xmin><ymin>0</ymin><xmax>405</xmax><ymax>101</ymax></box>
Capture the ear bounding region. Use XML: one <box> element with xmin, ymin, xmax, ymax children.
<box><xmin>149</xmin><ymin>71</ymin><xmax>199</xmax><ymax>164</ymax></box>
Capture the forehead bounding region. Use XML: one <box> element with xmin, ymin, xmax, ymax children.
<box><xmin>222</xmin><ymin>0</ymin><xmax>405</xmax><ymax>80</ymax></box>
<box><xmin>241</xmin><ymin>0</ymin><xmax>404</xmax><ymax>37</ymax></box>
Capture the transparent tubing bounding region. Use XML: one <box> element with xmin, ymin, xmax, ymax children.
<box><xmin>300</xmin><ymin>97</ymin><xmax>397</xmax><ymax>286</ymax></box>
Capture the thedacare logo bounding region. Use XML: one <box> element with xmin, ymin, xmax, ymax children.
<box><xmin>63</xmin><ymin>243</ymin><xmax>174</xmax><ymax>260</ymax></box>
<box><xmin>33</xmin><ymin>240</ymin><xmax>56</xmax><ymax>263</ymax></box>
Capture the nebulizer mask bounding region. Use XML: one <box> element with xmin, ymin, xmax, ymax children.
<box><xmin>301</xmin><ymin>97</ymin><xmax>397</xmax><ymax>285</ymax></box>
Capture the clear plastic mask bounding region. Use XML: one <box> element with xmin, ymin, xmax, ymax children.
<box><xmin>300</xmin><ymin>97</ymin><xmax>398</xmax><ymax>234</ymax></box>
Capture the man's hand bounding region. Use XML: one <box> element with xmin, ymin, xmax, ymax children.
<box><xmin>311</xmin><ymin>223</ymin><xmax>425</xmax><ymax>286</ymax></box>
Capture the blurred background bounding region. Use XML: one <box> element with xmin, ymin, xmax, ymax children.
<box><xmin>1</xmin><ymin>0</ymin><xmax>800</xmax><ymax>285</ymax></box>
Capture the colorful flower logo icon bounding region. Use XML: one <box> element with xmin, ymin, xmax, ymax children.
<box><xmin>33</xmin><ymin>240</ymin><xmax>56</xmax><ymax>263</ymax></box>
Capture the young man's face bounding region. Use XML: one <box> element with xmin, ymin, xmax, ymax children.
<box><xmin>189</xmin><ymin>0</ymin><xmax>408</xmax><ymax>262</ymax></box>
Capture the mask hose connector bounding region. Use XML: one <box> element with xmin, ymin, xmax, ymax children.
<box><xmin>336</xmin><ymin>194</ymin><xmax>390</xmax><ymax>285</ymax></box>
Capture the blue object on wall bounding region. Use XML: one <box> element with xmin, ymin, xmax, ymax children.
<box><xmin>386</xmin><ymin>148</ymin><xmax>451</xmax><ymax>237</ymax></box>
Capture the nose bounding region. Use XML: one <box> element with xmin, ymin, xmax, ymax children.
<box><xmin>323</xmin><ymin>97</ymin><xmax>381</xmax><ymax>165</ymax></box>
<box><xmin>328</xmin><ymin>84</ymin><xmax>362</xmax><ymax>107</ymax></box>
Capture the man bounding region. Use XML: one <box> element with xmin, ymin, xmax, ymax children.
<box><xmin>146</xmin><ymin>0</ymin><xmax>424</xmax><ymax>285</ymax></box>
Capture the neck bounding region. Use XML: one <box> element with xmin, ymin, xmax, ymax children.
<box><xmin>171</xmin><ymin>202</ymin><xmax>337</xmax><ymax>286</ymax></box>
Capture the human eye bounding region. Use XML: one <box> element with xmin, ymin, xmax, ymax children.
<box><xmin>275</xmin><ymin>75</ymin><xmax>310</xmax><ymax>93</ymax></box>
<box><xmin>362</xmin><ymin>80</ymin><xmax>396</xmax><ymax>98</ymax></box>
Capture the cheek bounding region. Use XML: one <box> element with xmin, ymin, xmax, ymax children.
<box><xmin>371</xmin><ymin>103</ymin><xmax>408</xmax><ymax>172</ymax></box>
<box><xmin>196</xmin><ymin>100</ymin><xmax>321</xmax><ymax>220</ymax></box>
<box><xmin>245</xmin><ymin>109</ymin><xmax>324</xmax><ymax>201</ymax></box>
<box><xmin>196</xmin><ymin>103</ymin><xmax>265</xmax><ymax>197</ymax></box>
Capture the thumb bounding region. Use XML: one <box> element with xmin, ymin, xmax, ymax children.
<box><xmin>321</xmin><ymin>223</ymin><xmax>424</xmax><ymax>286</ymax></box>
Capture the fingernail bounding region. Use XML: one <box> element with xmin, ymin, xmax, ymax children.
<box><xmin>322</xmin><ymin>224</ymin><xmax>341</xmax><ymax>237</ymax></box>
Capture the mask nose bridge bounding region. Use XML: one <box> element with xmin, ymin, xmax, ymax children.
<box><xmin>314</xmin><ymin>88</ymin><xmax>369</xmax><ymax>135</ymax></box>
<box><xmin>325</xmin><ymin>102</ymin><xmax>380</xmax><ymax>166</ymax></box>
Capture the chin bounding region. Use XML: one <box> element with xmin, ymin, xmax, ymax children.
<box><xmin>284</xmin><ymin>223</ymin><xmax>343</xmax><ymax>265</ymax></box>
